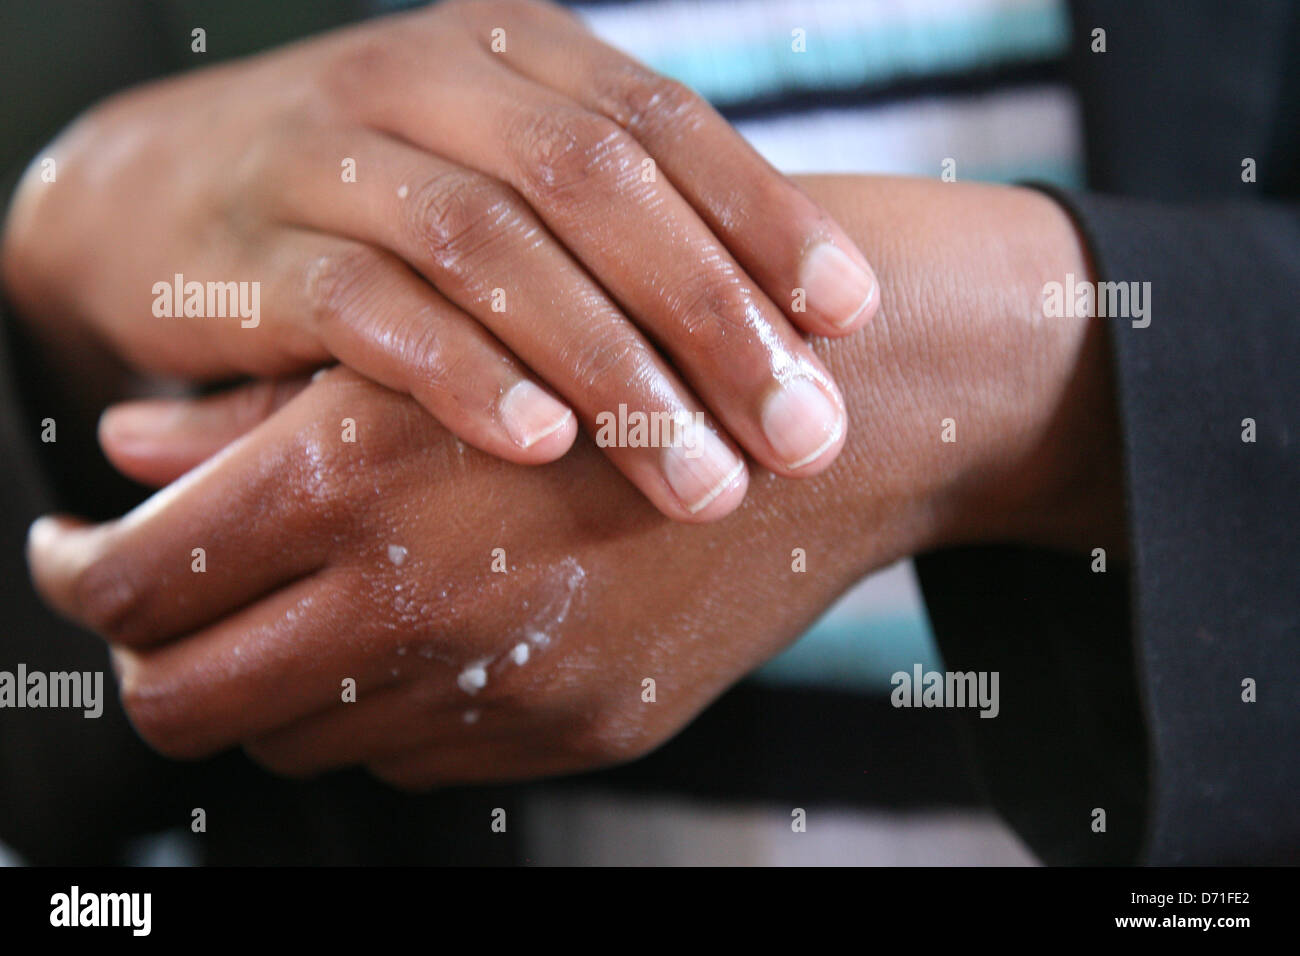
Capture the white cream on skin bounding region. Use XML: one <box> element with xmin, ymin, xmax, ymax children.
<box><xmin>452</xmin><ymin>558</ymin><xmax>587</xmax><ymax>695</ymax></box>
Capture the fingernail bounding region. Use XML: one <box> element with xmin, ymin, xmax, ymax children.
<box><xmin>27</xmin><ymin>515</ymin><xmax>60</xmax><ymax>554</ymax></box>
<box><xmin>27</xmin><ymin>515</ymin><xmax>77</xmax><ymax>563</ymax></box>
<box><xmin>26</xmin><ymin>515</ymin><xmax>92</xmax><ymax>579</ymax></box>
<box><xmin>801</xmin><ymin>242</ymin><xmax>877</xmax><ymax>328</ymax></box>
<box><xmin>761</xmin><ymin>377</ymin><xmax>843</xmax><ymax>469</ymax></box>
<box><xmin>661</xmin><ymin>422</ymin><xmax>745</xmax><ymax>514</ymax></box>
<box><xmin>100</xmin><ymin>403</ymin><xmax>181</xmax><ymax>446</ymax></box>
<box><xmin>498</xmin><ymin>381</ymin><xmax>572</xmax><ymax>449</ymax></box>
<box><xmin>109</xmin><ymin>647</ymin><xmax>139</xmax><ymax>693</ymax></box>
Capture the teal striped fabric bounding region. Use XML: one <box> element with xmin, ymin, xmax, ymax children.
<box><xmin>596</xmin><ymin>2</ymin><xmax>1070</xmax><ymax>106</ymax></box>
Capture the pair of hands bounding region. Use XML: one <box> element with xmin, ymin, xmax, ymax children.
<box><xmin>4</xmin><ymin>2</ymin><xmax>1122</xmax><ymax>785</ymax></box>
<box><xmin>22</xmin><ymin>172</ymin><xmax>1120</xmax><ymax>787</ymax></box>
<box><xmin>2</xmin><ymin>0</ymin><xmax>879</xmax><ymax>522</ymax></box>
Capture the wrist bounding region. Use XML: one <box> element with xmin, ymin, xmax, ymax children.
<box><xmin>790</xmin><ymin>174</ymin><xmax>1126</xmax><ymax>561</ymax></box>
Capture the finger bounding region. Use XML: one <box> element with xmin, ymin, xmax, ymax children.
<box><xmin>109</xmin><ymin>567</ymin><xmax>402</xmax><ymax>759</ymax></box>
<box><xmin>474</xmin><ymin>0</ymin><xmax>880</xmax><ymax>334</ymax></box>
<box><xmin>262</xmin><ymin>131</ymin><xmax>748</xmax><ymax>520</ymax></box>
<box><xmin>360</xmin><ymin>54</ymin><xmax>849</xmax><ymax>476</ymax></box>
<box><xmin>99</xmin><ymin>378</ymin><xmax>311</xmax><ymax>487</ymax></box>
<box><xmin>243</xmin><ymin>679</ymin><xmax>457</xmax><ymax>776</ymax></box>
<box><xmin>265</xmin><ymin>231</ymin><xmax>577</xmax><ymax>465</ymax></box>
<box><xmin>27</xmin><ymin>411</ymin><xmax>337</xmax><ymax>646</ymax></box>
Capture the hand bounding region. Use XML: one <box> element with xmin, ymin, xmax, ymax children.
<box><xmin>0</xmin><ymin>0</ymin><xmax>878</xmax><ymax>522</ymax></box>
<box><xmin>26</xmin><ymin>176</ymin><xmax>1125</xmax><ymax>786</ymax></box>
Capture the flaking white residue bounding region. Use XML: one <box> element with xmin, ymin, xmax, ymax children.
<box><xmin>453</xmin><ymin>557</ymin><xmax>586</xmax><ymax>695</ymax></box>
<box><xmin>519</xmin><ymin>559</ymin><xmax>585</xmax><ymax>650</ymax></box>
<box><xmin>457</xmin><ymin>662</ymin><xmax>488</xmax><ymax>695</ymax></box>
<box><xmin>536</xmin><ymin>557</ymin><xmax>586</xmax><ymax>631</ymax></box>
<box><xmin>387</xmin><ymin>544</ymin><xmax>408</xmax><ymax>567</ymax></box>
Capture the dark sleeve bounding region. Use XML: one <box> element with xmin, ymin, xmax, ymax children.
<box><xmin>916</xmin><ymin>194</ymin><xmax>1300</xmax><ymax>865</ymax></box>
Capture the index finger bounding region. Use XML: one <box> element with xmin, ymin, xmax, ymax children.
<box><xmin>469</xmin><ymin>0</ymin><xmax>881</xmax><ymax>335</ymax></box>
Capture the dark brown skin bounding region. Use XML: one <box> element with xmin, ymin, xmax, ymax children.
<box><xmin>1</xmin><ymin>0</ymin><xmax>884</xmax><ymax>522</ymax></box>
<box><xmin>25</xmin><ymin>175</ymin><xmax>1124</xmax><ymax>789</ymax></box>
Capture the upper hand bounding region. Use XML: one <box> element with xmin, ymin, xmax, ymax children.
<box><xmin>0</xmin><ymin>0</ymin><xmax>879</xmax><ymax>521</ymax></box>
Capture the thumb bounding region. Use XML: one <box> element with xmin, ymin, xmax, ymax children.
<box><xmin>99</xmin><ymin>377</ymin><xmax>311</xmax><ymax>487</ymax></box>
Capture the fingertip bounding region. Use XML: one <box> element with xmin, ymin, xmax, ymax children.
<box><xmin>797</xmin><ymin>239</ymin><xmax>880</xmax><ymax>334</ymax></box>
<box><xmin>26</xmin><ymin>514</ymin><xmax>64</xmax><ymax>569</ymax></box>
<box><xmin>659</xmin><ymin>422</ymin><xmax>749</xmax><ymax>522</ymax></box>
<box><xmin>98</xmin><ymin>401</ymin><xmax>162</xmax><ymax>457</ymax></box>
<box><xmin>26</xmin><ymin>513</ymin><xmax>94</xmax><ymax>607</ymax></box>
<box><xmin>110</xmin><ymin>645</ymin><xmax>142</xmax><ymax>695</ymax></box>
<box><xmin>97</xmin><ymin>405</ymin><xmax>187</xmax><ymax>487</ymax></box>
<box><xmin>510</xmin><ymin>408</ymin><xmax>579</xmax><ymax>464</ymax></box>
<box><xmin>670</xmin><ymin>461</ymin><xmax>749</xmax><ymax>522</ymax></box>
<box><xmin>498</xmin><ymin>380</ymin><xmax>577</xmax><ymax>456</ymax></box>
<box><xmin>27</xmin><ymin>513</ymin><xmax>86</xmax><ymax>561</ymax></box>
<box><xmin>831</xmin><ymin>270</ymin><xmax>880</xmax><ymax>333</ymax></box>
<box><xmin>758</xmin><ymin>375</ymin><xmax>847</xmax><ymax>476</ymax></box>
<box><xmin>772</xmin><ymin>421</ymin><xmax>846</xmax><ymax>477</ymax></box>
<box><xmin>98</xmin><ymin>399</ymin><xmax>203</xmax><ymax>486</ymax></box>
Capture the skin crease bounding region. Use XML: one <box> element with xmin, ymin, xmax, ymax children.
<box><xmin>0</xmin><ymin>0</ymin><xmax>882</xmax><ymax>522</ymax></box>
<box><xmin>26</xmin><ymin>175</ymin><xmax>1126</xmax><ymax>789</ymax></box>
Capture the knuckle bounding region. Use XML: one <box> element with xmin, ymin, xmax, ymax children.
<box><xmin>597</xmin><ymin>67</ymin><xmax>706</xmax><ymax>135</ymax></box>
<box><xmin>568</xmin><ymin>325</ymin><xmax>657</xmax><ymax>395</ymax></box>
<box><xmin>404</xmin><ymin>318</ymin><xmax>475</xmax><ymax>403</ymax></box>
<box><xmin>393</xmin><ymin>311</ymin><xmax>451</xmax><ymax>388</ymax></box>
<box><xmin>509</xmin><ymin>109</ymin><xmax>635</xmax><ymax>202</ymax></box>
<box><xmin>405</xmin><ymin>170</ymin><xmax>518</xmax><ymax>271</ymax></box>
<box><xmin>281</xmin><ymin>422</ymin><xmax>352</xmax><ymax>511</ymax></box>
<box><xmin>301</xmin><ymin>245</ymin><xmax>388</xmax><ymax>334</ymax></box>
<box><xmin>351</xmin><ymin>305</ymin><xmax>473</xmax><ymax>417</ymax></box>
<box><xmin>284</xmin><ymin>379</ymin><xmax>414</xmax><ymax>501</ymax></box>
<box><xmin>565</xmin><ymin>708</ymin><xmax>656</xmax><ymax>767</ymax></box>
<box><xmin>67</xmin><ymin>551</ymin><xmax>149</xmax><ymax>642</ymax></box>
<box><xmin>321</xmin><ymin>35</ymin><xmax>406</xmax><ymax>112</ymax></box>
<box><xmin>663</xmin><ymin>268</ymin><xmax>756</xmax><ymax>357</ymax></box>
